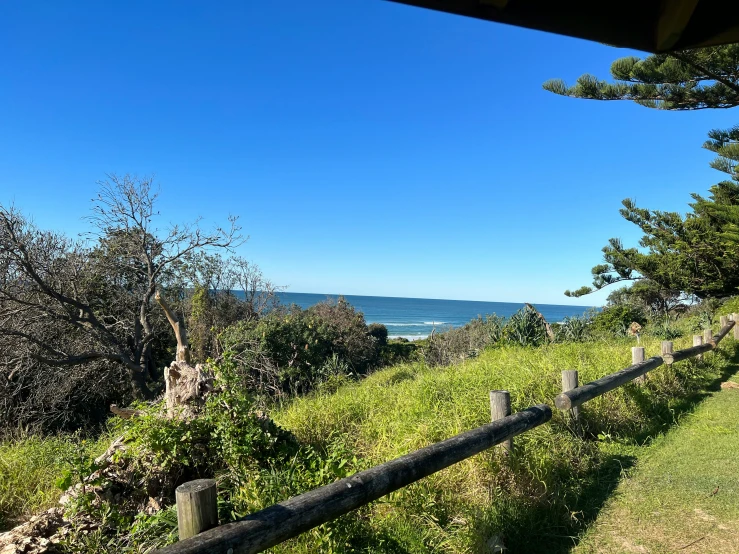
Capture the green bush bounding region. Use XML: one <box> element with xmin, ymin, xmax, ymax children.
<box><xmin>56</xmin><ymin>357</ymin><xmax>366</xmax><ymax>553</ymax></box>
<box><xmin>590</xmin><ymin>304</ymin><xmax>647</xmax><ymax>336</ymax></box>
<box><xmin>423</xmin><ymin>307</ymin><xmax>555</xmax><ymax>366</ymax></box>
<box><xmin>556</xmin><ymin>313</ymin><xmax>592</xmax><ymax>342</ymax></box>
<box><xmin>502</xmin><ymin>306</ymin><xmax>548</xmax><ymax>346</ymax></box>
<box><xmin>422</xmin><ymin>315</ymin><xmax>504</xmax><ymax>367</ymax></box>
<box><xmin>648</xmin><ymin>316</ymin><xmax>684</xmax><ymax>340</ymax></box>
<box><xmin>367</xmin><ymin>323</ymin><xmax>388</xmax><ymax>347</ymax></box>
<box><xmin>719</xmin><ymin>295</ymin><xmax>739</xmax><ymax>317</ymax></box>
<box><xmin>219</xmin><ymin>297</ymin><xmax>381</xmax><ymax>398</ymax></box>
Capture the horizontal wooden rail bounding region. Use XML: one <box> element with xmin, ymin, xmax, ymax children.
<box><xmin>554</xmin><ymin>356</ymin><xmax>663</xmax><ymax>410</ymax></box>
<box><xmin>556</xmin><ymin>320</ymin><xmax>735</xmax><ymax>411</ymax></box>
<box><xmin>156</xmin><ymin>404</ymin><xmax>552</xmax><ymax>554</ymax></box>
<box><xmin>661</xmin><ymin>343</ymin><xmax>712</xmax><ymax>365</ymax></box>
<box><xmin>714</xmin><ymin>319</ymin><xmax>735</xmax><ymax>343</ymax></box>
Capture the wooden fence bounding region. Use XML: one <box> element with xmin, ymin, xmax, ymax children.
<box><xmin>155</xmin><ymin>315</ymin><xmax>739</xmax><ymax>554</ymax></box>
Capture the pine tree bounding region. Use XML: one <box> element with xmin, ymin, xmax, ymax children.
<box><xmin>692</xmin><ymin>127</ymin><xmax>739</xmax><ymax>241</ymax></box>
<box><xmin>543</xmin><ymin>45</ymin><xmax>739</xmax><ymax>110</ymax></box>
<box><xmin>566</xmin><ymin>128</ymin><xmax>739</xmax><ymax>299</ymax></box>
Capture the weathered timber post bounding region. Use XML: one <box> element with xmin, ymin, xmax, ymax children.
<box><xmin>561</xmin><ymin>370</ymin><xmax>579</xmax><ymax>420</ymax></box>
<box><xmin>661</xmin><ymin>341</ymin><xmax>674</xmax><ymax>364</ymax></box>
<box><xmin>704</xmin><ymin>328</ymin><xmax>714</xmax><ymax>350</ymax></box>
<box><xmin>720</xmin><ymin>315</ymin><xmax>728</xmax><ymax>329</ymax></box>
<box><xmin>489</xmin><ymin>391</ymin><xmax>512</xmax><ymax>454</ymax></box>
<box><xmin>734</xmin><ymin>314</ymin><xmax>739</xmax><ymax>340</ymax></box>
<box><xmin>694</xmin><ymin>335</ymin><xmax>704</xmax><ymax>361</ymax></box>
<box><xmin>176</xmin><ymin>479</ymin><xmax>218</xmax><ymax>541</ymax></box>
<box><xmin>632</xmin><ymin>347</ymin><xmax>646</xmax><ymax>383</ymax></box>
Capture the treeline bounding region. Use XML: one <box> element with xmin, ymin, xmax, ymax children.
<box><xmin>0</xmin><ymin>177</ymin><xmax>398</xmax><ymax>434</ymax></box>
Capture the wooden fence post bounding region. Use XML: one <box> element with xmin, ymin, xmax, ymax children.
<box><xmin>704</xmin><ymin>328</ymin><xmax>714</xmax><ymax>349</ymax></box>
<box><xmin>632</xmin><ymin>346</ymin><xmax>646</xmax><ymax>383</ymax></box>
<box><xmin>693</xmin><ymin>335</ymin><xmax>704</xmax><ymax>361</ymax></box>
<box><xmin>176</xmin><ymin>479</ymin><xmax>218</xmax><ymax>541</ymax></box>
<box><xmin>661</xmin><ymin>341</ymin><xmax>673</xmax><ymax>357</ymax></box>
<box><xmin>561</xmin><ymin>370</ymin><xmax>579</xmax><ymax>420</ymax></box>
<box><xmin>720</xmin><ymin>315</ymin><xmax>728</xmax><ymax>328</ymax></box>
<box><xmin>489</xmin><ymin>390</ymin><xmax>512</xmax><ymax>455</ymax></box>
<box><xmin>734</xmin><ymin>314</ymin><xmax>739</xmax><ymax>340</ymax></box>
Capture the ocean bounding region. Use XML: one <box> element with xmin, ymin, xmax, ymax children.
<box><xmin>274</xmin><ymin>292</ymin><xmax>594</xmax><ymax>340</ymax></box>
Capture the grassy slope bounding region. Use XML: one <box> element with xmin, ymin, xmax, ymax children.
<box><xmin>575</xmin><ymin>372</ymin><xmax>739</xmax><ymax>554</ymax></box>
<box><xmin>0</xmin><ymin>434</ymin><xmax>110</xmax><ymax>531</ymax></box>
<box><xmin>271</xmin><ymin>334</ymin><xmax>738</xmax><ymax>553</ymax></box>
<box><xmin>1</xmin><ymin>331</ymin><xmax>735</xmax><ymax>552</ymax></box>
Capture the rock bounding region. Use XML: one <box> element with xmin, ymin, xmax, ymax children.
<box><xmin>0</xmin><ymin>509</ymin><xmax>64</xmax><ymax>554</ymax></box>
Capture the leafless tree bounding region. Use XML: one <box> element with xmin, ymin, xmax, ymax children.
<box><xmin>227</xmin><ymin>256</ymin><xmax>281</xmax><ymax>319</ymax></box>
<box><xmin>0</xmin><ymin>175</ymin><xmax>241</xmax><ymax>407</ymax></box>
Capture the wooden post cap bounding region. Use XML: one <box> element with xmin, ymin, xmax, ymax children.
<box><xmin>176</xmin><ymin>479</ymin><xmax>218</xmax><ymax>541</ymax></box>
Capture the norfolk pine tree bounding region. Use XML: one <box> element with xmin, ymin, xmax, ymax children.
<box><xmin>543</xmin><ymin>45</ymin><xmax>739</xmax><ymax>110</ymax></box>
<box><xmin>545</xmin><ymin>45</ymin><xmax>739</xmax><ymax>299</ymax></box>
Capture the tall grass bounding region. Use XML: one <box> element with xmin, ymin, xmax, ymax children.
<box><xmin>0</xmin><ymin>433</ymin><xmax>109</xmax><ymax>531</ymax></box>
<box><xmin>272</xmin><ymin>333</ymin><xmax>736</xmax><ymax>552</ymax></box>
<box><xmin>1</xmin><ymin>330</ymin><xmax>734</xmax><ymax>552</ymax></box>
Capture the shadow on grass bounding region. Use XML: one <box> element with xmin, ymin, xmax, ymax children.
<box><xmin>541</xmin><ymin>344</ymin><xmax>739</xmax><ymax>553</ymax></box>
<box><xmin>628</xmin><ymin>346</ymin><xmax>739</xmax><ymax>444</ymax></box>
<box><xmin>495</xmin><ymin>453</ymin><xmax>636</xmax><ymax>554</ymax></box>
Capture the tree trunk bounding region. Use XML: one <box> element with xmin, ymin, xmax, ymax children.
<box><xmin>156</xmin><ymin>290</ymin><xmax>211</xmax><ymax>417</ymax></box>
<box><xmin>130</xmin><ymin>367</ymin><xmax>155</xmax><ymax>400</ymax></box>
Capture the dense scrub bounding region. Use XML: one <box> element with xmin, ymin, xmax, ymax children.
<box><xmin>218</xmin><ymin>297</ymin><xmax>388</xmax><ymax>400</ymax></box>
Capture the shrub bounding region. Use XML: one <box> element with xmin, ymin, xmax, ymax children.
<box><xmin>56</xmin><ymin>358</ymin><xmax>366</xmax><ymax>553</ymax></box>
<box><xmin>306</xmin><ymin>297</ymin><xmax>380</xmax><ymax>371</ymax></box>
<box><xmin>590</xmin><ymin>304</ymin><xmax>647</xmax><ymax>336</ymax></box>
<box><xmin>648</xmin><ymin>316</ymin><xmax>684</xmax><ymax>340</ymax></box>
<box><xmin>502</xmin><ymin>306</ymin><xmax>548</xmax><ymax>347</ymax></box>
<box><xmin>422</xmin><ymin>315</ymin><xmax>504</xmax><ymax>367</ymax></box>
<box><xmin>556</xmin><ymin>313</ymin><xmax>592</xmax><ymax>342</ymax></box>
<box><xmin>219</xmin><ymin>297</ymin><xmax>381</xmax><ymax>398</ymax></box>
<box><xmin>719</xmin><ymin>295</ymin><xmax>739</xmax><ymax>317</ymax></box>
<box><xmin>367</xmin><ymin>323</ymin><xmax>389</xmax><ymax>347</ymax></box>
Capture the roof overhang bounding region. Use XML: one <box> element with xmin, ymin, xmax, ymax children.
<box><xmin>388</xmin><ymin>0</ymin><xmax>739</xmax><ymax>52</ymax></box>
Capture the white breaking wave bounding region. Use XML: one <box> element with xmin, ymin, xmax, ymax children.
<box><xmin>382</xmin><ymin>322</ymin><xmax>447</xmax><ymax>326</ymax></box>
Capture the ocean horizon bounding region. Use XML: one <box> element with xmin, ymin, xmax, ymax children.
<box><xmin>272</xmin><ymin>292</ymin><xmax>595</xmax><ymax>339</ymax></box>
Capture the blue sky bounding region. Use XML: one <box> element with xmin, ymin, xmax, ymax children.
<box><xmin>0</xmin><ymin>1</ymin><xmax>734</xmax><ymax>306</ymax></box>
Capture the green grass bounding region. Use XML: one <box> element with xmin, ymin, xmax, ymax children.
<box><xmin>2</xmin><ymin>329</ymin><xmax>736</xmax><ymax>553</ymax></box>
<box><xmin>268</xmin><ymin>333</ymin><xmax>738</xmax><ymax>553</ymax></box>
<box><xmin>0</xmin><ymin>433</ymin><xmax>110</xmax><ymax>531</ymax></box>
<box><xmin>574</xmin><ymin>372</ymin><xmax>739</xmax><ymax>554</ymax></box>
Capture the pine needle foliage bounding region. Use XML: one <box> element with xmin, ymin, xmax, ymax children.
<box><xmin>543</xmin><ymin>45</ymin><xmax>739</xmax><ymax>110</ymax></box>
<box><xmin>566</xmin><ymin>127</ymin><xmax>739</xmax><ymax>299</ymax></box>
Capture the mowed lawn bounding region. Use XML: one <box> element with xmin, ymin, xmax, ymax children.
<box><xmin>575</xmin><ymin>372</ymin><xmax>739</xmax><ymax>553</ymax></box>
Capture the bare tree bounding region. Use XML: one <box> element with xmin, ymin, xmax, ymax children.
<box><xmin>0</xmin><ymin>175</ymin><xmax>241</xmax><ymax>403</ymax></box>
<box><xmin>228</xmin><ymin>256</ymin><xmax>281</xmax><ymax>319</ymax></box>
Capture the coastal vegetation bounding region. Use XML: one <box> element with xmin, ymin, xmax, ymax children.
<box><xmin>6</xmin><ymin>54</ymin><xmax>739</xmax><ymax>545</ymax></box>
<box><xmin>2</xmin><ymin>275</ymin><xmax>737</xmax><ymax>552</ymax></box>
